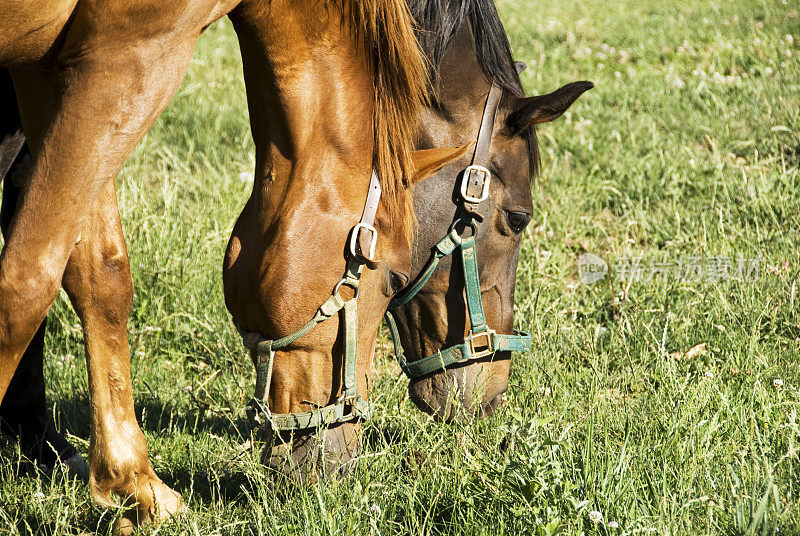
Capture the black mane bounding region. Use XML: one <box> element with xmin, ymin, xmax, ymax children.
<box><xmin>408</xmin><ymin>0</ymin><xmax>540</xmax><ymax>176</ymax></box>
<box><xmin>408</xmin><ymin>0</ymin><xmax>524</xmax><ymax>97</ymax></box>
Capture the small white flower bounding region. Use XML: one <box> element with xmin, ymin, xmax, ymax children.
<box><xmin>588</xmin><ymin>510</ymin><xmax>602</xmax><ymax>523</ymax></box>
<box><xmin>608</xmin><ymin>521</ymin><xmax>619</xmax><ymax>529</ymax></box>
<box><xmin>704</xmin><ymin>371</ymin><xmax>714</xmax><ymax>380</ymax></box>
<box><xmin>764</xmin><ymin>66</ymin><xmax>774</xmax><ymax>76</ymax></box>
<box><xmin>155</xmin><ymin>454</ymin><xmax>163</xmax><ymax>462</ymax></box>
<box><xmin>773</xmin><ymin>379</ymin><xmax>784</xmax><ymax>389</ymax></box>
<box><xmin>370</xmin><ymin>504</ymin><xmax>382</xmax><ymax>515</ymax></box>
<box><xmin>33</xmin><ymin>491</ymin><xmax>46</xmax><ymax>500</ymax></box>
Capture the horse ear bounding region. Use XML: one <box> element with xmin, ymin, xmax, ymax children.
<box><xmin>506</xmin><ymin>81</ymin><xmax>594</xmax><ymax>133</ymax></box>
<box><xmin>411</xmin><ymin>144</ymin><xmax>472</xmax><ymax>184</ymax></box>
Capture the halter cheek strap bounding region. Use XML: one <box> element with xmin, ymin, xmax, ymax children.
<box><xmin>236</xmin><ymin>171</ymin><xmax>381</xmax><ymax>432</ymax></box>
<box><xmin>384</xmin><ymin>80</ymin><xmax>531</xmax><ymax>380</ymax></box>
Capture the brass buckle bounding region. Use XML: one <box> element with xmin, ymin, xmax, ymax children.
<box><xmin>349</xmin><ymin>222</ymin><xmax>378</xmax><ymax>261</ymax></box>
<box><xmin>465</xmin><ymin>329</ymin><xmax>495</xmax><ymax>359</ymax></box>
<box><xmin>460</xmin><ymin>165</ymin><xmax>492</xmax><ymax>204</ymax></box>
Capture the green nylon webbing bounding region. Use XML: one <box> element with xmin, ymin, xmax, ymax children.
<box><xmin>384</xmin><ymin>219</ymin><xmax>532</xmax><ymax>380</ymax></box>
<box><xmin>383</xmin><ymin>309</ymin><xmax>531</xmax><ymax>378</ymax></box>
<box><xmin>241</xmin><ymin>278</ymin><xmax>372</xmax><ymax>432</ymax></box>
<box><xmin>343</xmin><ymin>298</ymin><xmax>358</xmax><ymax>398</ymax></box>
<box><xmin>459</xmin><ymin>236</ymin><xmax>487</xmax><ymax>334</ymax></box>
<box><xmin>388</xmin><ymin>228</ymin><xmax>461</xmax><ymax>310</ymax></box>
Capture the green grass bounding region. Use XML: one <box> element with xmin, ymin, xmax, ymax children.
<box><xmin>1</xmin><ymin>0</ymin><xmax>799</xmax><ymax>533</ymax></box>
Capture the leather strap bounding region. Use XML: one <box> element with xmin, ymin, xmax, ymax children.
<box><xmin>471</xmin><ymin>81</ymin><xmax>503</xmax><ymax>169</ymax></box>
<box><xmin>352</xmin><ymin>170</ymin><xmax>381</xmax><ymax>261</ymax></box>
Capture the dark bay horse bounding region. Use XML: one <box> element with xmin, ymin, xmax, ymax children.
<box><xmin>234</xmin><ymin>0</ymin><xmax>593</xmax><ymax>476</ymax></box>
<box><xmin>390</xmin><ymin>0</ymin><xmax>592</xmax><ymax>420</ymax></box>
<box><xmin>0</xmin><ymin>0</ymin><xmax>429</xmax><ymax>530</ymax></box>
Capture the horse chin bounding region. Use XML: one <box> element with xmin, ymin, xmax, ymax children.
<box><xmin>407</xmin><ymin>367</ymin><xmax>507</xmax><ymax>423</ymax></box>
<box><xmin>260</xmin><ymin>423</ymin><xmax>361</xmax><ymax>482</ymax></box>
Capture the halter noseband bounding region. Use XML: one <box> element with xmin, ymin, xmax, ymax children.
<box><xmin>235</xmin><ymin>171</ymin><xmax>381</xmax><ymax>431</ymax></box>
<box><xmin>384</xmin><ymin>79</ymin><xmax>532</xmax><ymax>380</ymax></box>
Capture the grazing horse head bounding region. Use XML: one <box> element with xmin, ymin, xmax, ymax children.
<box><xmin>222</xmin><ymin>0</ymin><xmax>466</xmax><ymax>478</ymax></box>
<box><xmin>389</xmin><ymin>0</ymin><xmax>593</xmax><ymax>421</ymax></box>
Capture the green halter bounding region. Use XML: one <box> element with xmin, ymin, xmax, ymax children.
<box><xmin>384</xmin><ymin>80</ymin><xmax>531</xmax><ymax>380</ymax></box>
<box><xmin>236</xmin><ymin>171</ymin><xmax>382</xmax><ymax>432</ymax></box>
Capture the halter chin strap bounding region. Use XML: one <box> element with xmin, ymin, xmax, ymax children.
<box><xmin>385</xmin><ymin>80</ymin><xmax>531</xmax><ymax>380</ymax></box>
<box><xmin>236</xmin><ymin>170</ymin><xmax>381</xmax><ymax>431</ymax></box>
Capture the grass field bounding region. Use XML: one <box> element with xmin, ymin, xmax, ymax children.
<box><xmin>2</xmin><ymin>0</ymin><xmax>799</xmax><ymax>534</ymax></box>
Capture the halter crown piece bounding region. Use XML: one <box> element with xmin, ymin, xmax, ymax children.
<box><xmin>235</xmin><ymin>171</ymin><xmax>381</xmax><ymax>431</ymax></box>
<box><xmin>384</xmin><ymin>79</ymin><xmax>532</xmax><ymax>380</ymax></box>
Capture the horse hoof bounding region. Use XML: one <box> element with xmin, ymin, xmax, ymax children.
<box><xmin>113</xmin><ymin>478</ymin><xmax>187</xmax><ymax>535</ymax></box>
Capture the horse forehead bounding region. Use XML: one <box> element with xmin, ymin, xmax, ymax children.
<box><xmin>491</xmin><ymin>132</ymin><xmax>531</xmax><ymax>182</ymax></box>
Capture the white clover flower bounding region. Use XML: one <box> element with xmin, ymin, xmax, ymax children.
<box><xmin>773</xmin><ymin>379</ymin><xmax>784</xmax><ymax>389</ymax></box>
<box><xmin>704</xmin><ymin>371</ymin><xmax>715</xmax><ymax>380</ymax></box>
<box><xmin>608</xmin><ymin>521</ymin><xmax>619</xmax><ymax>529</ymax></box>
<box><xmin>588</xmin><ymin>510</ymin><xmax>602</xmax><ymax>523</ymax></box>
<box><xmin>33</xmin><ymin>491</ymin><xmax>46</xmax><ymax>500</ymax></box>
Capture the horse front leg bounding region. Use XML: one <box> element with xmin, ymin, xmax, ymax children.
<box><xmin>0</xmin><ymin>141</ymin><xmax>87</xmax><ymax>477</ymax></box>
<box><xmin>63</xmin><ymin>182</ymin><xmax>184</xmax><ymax>533</ymax></box>
<box><xmin>0</xmin><ymin>38</ymin><xmax>195</xmax><ymax>532</ymax></box>
<box><xmin>0</xmin><ymin>67</ymin><xmax>86</xmax><ymax>476</ymax></box>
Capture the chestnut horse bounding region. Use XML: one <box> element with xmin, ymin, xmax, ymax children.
<box><xmin>0</xmin><ymin>0</ymin><xmax>429</xmax><ymax>530</ymax></box>
<box><xmin>389</xmin><ymin>0</ymin><xmax>592</xmax><ymax>419</ymax></box>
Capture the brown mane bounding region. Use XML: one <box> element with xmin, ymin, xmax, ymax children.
<box><xmin>341</xmin><ymin>0</ymin><xmax>428</xmax><ymax>236</ymax></box>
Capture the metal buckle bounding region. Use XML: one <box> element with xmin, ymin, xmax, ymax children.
<box><xmin>460</xmin><ymin>165</ymin><xmax>491</xmax><ymax>204</ymax></box>
<box><xmin>465</xmin><ymin>329</ymin><xmax>495</xmax><ymax>359</ymax></box>
<box><xmin>349</xmin><ymin>222</ymin><xmax>378</xmax><ymax>261</ymax></box>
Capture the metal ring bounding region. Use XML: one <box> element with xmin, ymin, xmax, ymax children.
<box><xmin>449</xmin><ymin>218</ymin><xmax>478</xmax><ymax>239</ymax></box>
<box><xmin>333</xmin><ymin>278</ymin><xmax>360</xmax><ymax>299</ymax></box>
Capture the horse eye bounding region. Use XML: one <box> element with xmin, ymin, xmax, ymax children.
<box><xmin>505</xmin><ymin>210</ymin><xmax>531</xmax><ymax>233</ymax></box>
<box><xmin>389</xmin><ymin>271</ymin><xmax>409</xmax><ymax>293</ymax></box>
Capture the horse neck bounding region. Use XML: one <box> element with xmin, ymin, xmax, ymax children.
<box><xmin>232</xmin><ymin>2</ymin><xmax>376</xmax><ymax>223</ymax></box>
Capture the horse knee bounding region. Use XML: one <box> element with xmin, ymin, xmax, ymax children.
<box><xmin>0</xmin><ymin>260</ymin><xmax>62</xmax><ymax>348</ymax></box>
<box><xmin>97</xmin><ymin>245</ymin><xmax>133</xmax><ymax>310</ymax></box>
<box><xmin>65</xmin><ymin>238</ymin><xmax>133</xmax><ymax>323</ymax></box>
